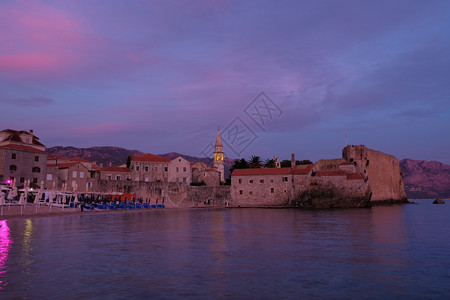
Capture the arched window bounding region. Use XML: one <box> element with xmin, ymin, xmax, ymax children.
<box><xmin>32</xmin><ymin>167</ymin><xmax>41</xmax><ymax>173</ymax></box>
<box><xmin>9</xmin><ymin>165</ymin><xmax>17</xmax><ymax>171</ymax></box>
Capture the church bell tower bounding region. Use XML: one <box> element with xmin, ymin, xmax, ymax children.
<box><xmin>214</xmin><ymin>129</ymin><xmax>224</xmax><ymax>182</ymax></box>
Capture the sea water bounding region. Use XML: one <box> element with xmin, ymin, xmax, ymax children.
<box><xmin>0</xmin><ymin>200</ymin><xmax>449</xmax><ymax>299</ymax></box>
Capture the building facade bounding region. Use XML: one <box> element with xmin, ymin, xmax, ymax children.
<box><xmin>0</xmin><ymin>129</ymin><xmax>47</xmax><ymax>186</ymax></box>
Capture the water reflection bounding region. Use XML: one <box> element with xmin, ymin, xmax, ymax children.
<box><xmin>22</xmin><ymin>219</ymin><xmax>34</xmax><ymax>266</ymax></box>
<box><xmin>0</xmin><ymin>220</ymin><xmax>12</xmax><ymax>289</ymax></box>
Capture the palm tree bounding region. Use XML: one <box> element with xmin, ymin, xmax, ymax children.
<box><xmin>265</xmin><ymin>159</ymin><xmax>275</xmax><ymax>168</ymax></box>
<box><xmin>249</xmin><ymin>155</ymin><xmax>261</xmax><ymax>168</ymax></box>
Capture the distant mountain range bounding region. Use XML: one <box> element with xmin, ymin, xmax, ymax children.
<box><xmin>400</xmin><ymin>159</ymin><xmax>450</xmax><ymax>199</ymax></box>
<box><xmin>46</xmin><ymin>146</ymin><xmax>449</xmax><ymax>198</ymax></box>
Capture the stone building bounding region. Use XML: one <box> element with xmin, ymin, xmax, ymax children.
<box><xmin>342</xmin><ymin>145</ymin><xmax>407</xmax><ymax>202</ymax></box>
<box><xmin>191</xmin><ymin>161</ymin><xmax>220</xmax><ymax>186</ymax></box>
<box><xmin>0</xmin><ymin>129</ymin><xmax>47</xmax><ymax>186</ymax></box>
<box><xmin>168</xmin><ymin>155</ymin><xmax>192</xmax><ymax>184</ymax></box>
<box><xmin>46</xmin><ymin>162</ymin><xmax>90</xmax><ymax>192</ymax></box>
<box><xmin>99</xmin><ymin>166</ymin><xmax>131</xmax><ymax>181</ymax></box>
<box><xmin>230</xmin><ymin>145</ymin><xmax>404</xmax><ymax>207</ymax></box>
<box><xmin>130</xmin><ymin>153</ymin><xmax>170</xmax><ymax>182</ymax></box>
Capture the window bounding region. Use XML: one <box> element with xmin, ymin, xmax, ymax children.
<box><xmin>145</xmin><ymin>177</ymin><xmax>149</xmax><ymax>182</ymax></box>
<box><xmin>178</xmin><ymin>159</ymin><xmax>181</xmax><ymax>162</ymax></box>
<box><xmin>145</xmin><ymin>167</ymin><xmax>149</xmax><ymax>172</ymax></box>
<box><xmin>271</xmin><ymin>188</ymin><xmax>274</xmax><ymax>193</ymax></box>
<box><xmin>80</xmin><ymin>172</ymin><xmax>84</xmax><ymax>178</ymax></box>
<box><xmin>47</xmin><ymin>174</ymin><xmax>52</xmax><ymax>180</ymax></box>
<box><xmin>116</xmin><ymin>176</ymin><xmax>121</xmax><ymax>181</ymax></box>
<box><xmin>164</xmin><ymin>167</ymin><xmax>168</xmax><ymax>172</ymax></box>
<box><xmin>183</xmin><ymin>167</ymin><xmax>186</xmax><ymax>172</ymax></box>
<box><xmin>136</xmin><ymin>166</ymin><xmax>140</xmax><ymax>171</ymax></box>
<box><xmin>135</xmin><ymin>177</ymin><xmax>139</xmax><ymax>181</ymax></box>
<box><xmin>32</xmin><ymin>167</ymin><xmax>40</xmax><ymax>173</ymax></box>
<box><xmin>284</xmin><ymin>189</ymin><xmax>287</xmax><ymax>193</ymax></box>
<box><xmin>176</xmin><ymin>167</ymin><xmax>179</xmax><ymax>172</ymax></box>
<box><xmin>9</xmin><ymin>165</ymin><xmax>17</xmax><ymax>171</ymax></box>
<box><xmin>249</xmin><ymin>191</ymin><xmax>253</xmax><ymax>195</ymax></box>
<box><xmin>72</xmin><ymin>181</ymin><xmax>76</xmax><ymax>187</ymax></box>
<box><xmin>260</xmin><ymin>179</ymin><xmax>264</xmax><ymax>183</ymax></box>
<box><xmin>239</xmin><ymin>190</ymin><xmax>243</xmax><ymax>195</ymax></box>
<box><xmin>249</xmin><ymin>180</ymin><xmax>253</xmax><ymax>183</ymax></box>
<box><xmin>20</xmin><ymin>177</ymin><xmax>25</xmax><ymax>183</ymax></box>
<box><xmin>34</xmin><ymin>156</ymin><xmax>39</xmax><ymax>162</ymax></box>
<box><xmin>238</xmin><ymin>179</ymin><xmax>242</xmax><ymax>184</ymax></box>
<box><xmin>33</xmin><ymin>178</ymin><xmax>38</xmax><ymax>183</ymax></box>
<box><xmin>72</xmin><ymin>171</ymin><xmax>77</xmax><ymax>178</ymax></box>
<box><xmin>11</xmin><ymin>153</ymin><xmax>16</xmax><ymax>159</ymax></box>
<box><xmin>87</xmin><ymin>182</ymin><xmax>92</xmax><ymax>188</ymax></box>
<box><xmin>108</xmin><ymin>175</ymin><xmax>112</xmax><ymax>180</ymax></box>
<box><xmin>283</xmin><ymin>177</ymin><xmax>288</xmax><ymax>182</ymax></box>
<box><xmin>183</xmin><ymin>177</ymin><xmax>186</xmax><ymax>183</ymax></box>
<box><xmin>271</xmin><ymin>179</ymin><xmax>274</xmax><ymax>183</ymax></box>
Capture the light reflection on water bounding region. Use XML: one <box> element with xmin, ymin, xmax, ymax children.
<box><xmin>0</xmin><ymin>200</ymin><xmax>449</xmax><ymax>299</ymax></box>
<box><xmin>0</xmin><ymin>220</ymin><xmax>12</xmax><ymax>289</ymax></box>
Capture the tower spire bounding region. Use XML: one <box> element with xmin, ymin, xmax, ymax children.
<box><xmin>213</xmin><ymin>128</ymin><xmax>224</xmax><ymax>182</ymax></box>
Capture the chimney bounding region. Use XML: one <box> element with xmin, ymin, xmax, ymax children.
<box><xmin>29</xmin><ymin>129</ymin><xmax>34</xmax><ymax>134</ymax></box>
<box><xmin>291</xmin><ymin>153</ymin><xmax>295</xmax><ymax>168</ymax></box>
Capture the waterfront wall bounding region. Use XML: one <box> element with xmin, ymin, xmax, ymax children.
<box><xmin>342</xmin><ymin>145</ymin><xmax>407</xmax><ymax>202</ymax></box>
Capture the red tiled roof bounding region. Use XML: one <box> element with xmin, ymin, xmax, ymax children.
<box><xmin>232</xmin><ymin>168</ymin><xmax>292</xmax><ymax>176</ymax></box>
<box><xmin>101</xmin><ymin>166</ymin><xmax>131</xmax><ymax>172</ymax></box>
<box><xmin>47</xmin><ymin>164</ymin><xmax>57</xmax><ymax>167</ymax></box>
<box><xmin>91</xmin><ymin>164</ymin><xmax>102</xmax><ymax>170</ymax></box>
<box><xmin>205</xmin><ymin>168</ymin><xmax>219</xmax><ymax>173</ymax></box>
<box><xmin>131</xmin><ymin>153</ymin><xmax>170</xmax><ymax>162</ymax></box>
<box><xmin>346</xmin><ymin>173</ymin><xmax>365</xmax><ymax>180</ymax></box>
<box><xmin>339</xmin><ymin>162</ymin><xmax>354</xmax><ymax>166</ymax></box>
<box><xmin>292</xmin><ymin>164</ymin><xmax>314</xmax><ymax>175</ymax></box>
<box><xmin>0</xmin><ymin>143</ymin><xmax>45</xmax><ymax>153</ymax></box>
<box><xmin>57</xmin><ymin>162</ymin><xmax>78</xmax><ymax>169</ymax></box>
<box><xmin>69</xmin><ymin>157</ymin><xmax>92</xmax><ymax>163</ymax></box>
<box><xmin>316</xmin><ymin>170</ymin><xmax>347</xmax><ymax>177</ymax></box>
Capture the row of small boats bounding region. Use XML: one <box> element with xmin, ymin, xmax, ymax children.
<box><xmin>75</xmin><ymin>202</ymin><xmax>165</xmax><ymax>211</ymax></box>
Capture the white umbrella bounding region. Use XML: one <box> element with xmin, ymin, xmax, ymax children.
<box><xmin>0</xmin><ymin>192</ymin><xmax>5</xmax><ymax>205</ymax></box>
<box><xmin>18</xmin><ymin>193</ymin><xmax>25</xmax><ymax>205</ymax></box>
<box><xmin>34</xmin><ymin>191</ymin><xmax>41</xmax><ymax>204</ymax></box>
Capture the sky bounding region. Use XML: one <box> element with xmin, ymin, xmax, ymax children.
<box><xmin>1</xmin><ymin>0</ymin><xmax>449</xmax><ymax>164</ymax></box>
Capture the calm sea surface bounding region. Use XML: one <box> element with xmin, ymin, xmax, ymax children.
<box><xmin>0</xmin><ymin>200</ymin><xmax>449</xmax><ymax>299</ymax></box>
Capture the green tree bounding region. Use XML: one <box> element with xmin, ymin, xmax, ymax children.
<box><xmin>229</xmin><ymin>158</ymin><xmax>250</xmax><ymax>176</ymax></box>
<box><xmin>248</xmin><ymin>155</ymin><xmax>262</xmax><ymax>168</ymax></box>
<box><xmin>280</xmin><ymin>160</ymin><xmax>291</xmax><ymax>168</ymax></box>
<box><xmin>126</xmin><ymin>156</ymin><xmax>132</xmax><ymax>168</ymax></box>
<box><xmin>296</xmin><ymin>160</ymin><xmax>313</xmax><ymax>165</ymax></box>
<box><xmin>265</xmin><ymin>158</ymin><xmax>275</xmax><ymax>168</ymax></box>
